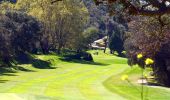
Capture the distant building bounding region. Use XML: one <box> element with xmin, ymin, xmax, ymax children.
<box><xmin>90</xmin><ymin>36</ymin><xmax>108</xmax><ymax>50</ymax></box>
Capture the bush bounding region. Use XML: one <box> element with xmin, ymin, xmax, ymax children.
<box><xmin>0</xmin><ymin>11</ymin><xmax>42</xmax><ymax>66</ymax></box>
<box><xmin>124</xmin><ymin>16</ymin><xmax>170</xmax><ymax>86</ymax></box>
<box><xmin>62</xmin><ymin>51</ymin><xmax>93</xmax><ymax>62</ymax></box>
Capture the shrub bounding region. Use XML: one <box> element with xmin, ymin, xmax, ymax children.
<box><xmin>0</xmin><ymin>11</ymin><xmax>42</xmax><ymax>66</ymax></box>
<box><xmin>124</xmin><ymin>16</ymin><xmax>170</xmax><ymax>86</ymax></box>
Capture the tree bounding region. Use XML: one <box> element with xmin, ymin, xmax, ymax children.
<box><xmin>0</xmin><ymin>10</ymin><xmax>41</xmax><ymax>66</ymax></box>
<box><xmin>48</xmin><ymin>0</ymin><xmax>89</xmax><ymax>53</ymax></box>
<box><xmin>109</xmin><ymin>33</ymin><xmax>124</xmax><ymax>55</ymax></box>
<box><xmin>83</xmin><ymin>0</ymin><xmax>108</xmax><ymax>38</ymax></box>
<box><xmin>10</xmin><ymin>0</ymin><xmax>88</xmax><ymax>54</ymax></box>
<box><xmin>0</xmin><ymin>27</ymin><xmax>12</xmax><ymax>66</ymax></box>
<box><xmin>94</xmin><ymin>0</ymin><xmax>170</xmax><ymax>16</ymax></box>
<box><xmin>124</xmin><ymin>15</ymin><xmax>170</xmax><ymax>86</ymax></box>
<box><xmin>107</xmin><ymin>14</ymin><xmax>127</xmax><ymax>55</ymax></box>
<box><xmin>73</xmin><ymin>26</ymin><xmax>99</xmax><ymax>51</ymax></box>
<box><xmin>94</xmin><ymin>0</ymin><xmax>170</xmax><ymax>86</ymax></box>
<box><xmin>5</xmin><ymin>11</ymin><xmax>42</xmax><ymax>54</ymax></box>
<box><xmin>0</xmin><ymin>0</ymin><xmax>16</xmax><ymax>3</ymax></box>
<box><xmin>47</xmin><ymin>0</ymin><xmax>170</xmax><ymax>16</ymax></box>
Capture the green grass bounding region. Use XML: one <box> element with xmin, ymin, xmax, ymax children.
<box><xmin>0</xmin><ymin>50</ymin><xmax>170</xmax><ymax>100</ymax></box>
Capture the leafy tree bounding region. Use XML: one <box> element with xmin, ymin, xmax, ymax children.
<box><xmin>109</xmin><ymin>33</ymin><xmax>124</xmax><ymax>55</ymax></box>
<box><xmin>83</xmin><ymin>27</ymin><xmax>99</xmax><ymax>45</ymax></box>
<box><xmin>124</xmin><ymin>16</ymin><xmax>170</xmax><ymax>86</ymax></box>
<box><xmin>94</xmin><ymin>0</ymin><xmax>170</xmax><ymax>86</ymax></box>
<box><xmin>94</xmin><ymin>0</ymin><xmax>170</xmax><ymax>16</ymax></box>
<box><xmin>83</xmin><ymin>0</ymin><xmax>107</xmax><ymax>37</ymax></box>
<box><xmin>5</xmin><ymin>11</ymin><xmax>42</xmax><ymax>53</ymax></box>
<box><xmin>73</xmin><ymin>26</ymin><xmax>99</xmax><ymax>51</ymax></box>
<box><xmin>107</xmin><ymin>14</ymin><xmax>127</xmax><ymax>55</ymax></box>
<box><xmin>0</xmin><ymin>10</ymin><xmax>41</xmax><ymax>66</ymax></box>
<box><xmin>0</xmin><ymin>0</ymin><xmax>16</xmax><ymax>3</ymax></box>
<box><xmin>0</xmin><ymin>27</ymin><xmax>12</xmax><ymax>66</ymax></box>
<box><xmin>49</xmin><ymin>0</ymin><xmax>88</xmax><ymax>53</ymax></box>
<box><xmin>8</xmin><ymin>0</ymin><xmax>89</xmax><ymax>54</ymax></box>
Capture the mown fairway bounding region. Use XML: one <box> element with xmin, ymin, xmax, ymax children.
<box><xmin>0</xmin><ymin>51</ymin><xmax>170</xmax><ymax>100</ymax></box>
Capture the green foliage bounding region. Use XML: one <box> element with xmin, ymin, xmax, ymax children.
<box><xmin>6</xmin><ymin>11</ymin><xmax>42</xmax><ymax>52</ymax></box>
<box><xmin>0</xmin><ymin>0</ymin><xmax>89</xmax><ymax>54</ymax></box>
<box><xmin>124</xmin><ymin>16</ymin><xmax>170</xmax><ymax>86</ymax></box>
<box><xmin>75</xmin><ymin>26</ymin><xmax>99</xmax><ymax>50</ymax></box>
<box><xmin>0</xmin><ymin>10</ymin><xmax>41</xmax><ymax>66</ymax></box>
<box><xmin>109</xmin><ymin>33</ymin><xmax>124</xmax><ymax>55</ymax></box>
<box><xmin>107</xmin><ymin>15</ymin><xmax>127</xmax><ymax>55</ymax></box>
<box><xmin>0</xmin><ymin>0</ymin><xmax>90</xmax><ymax>63</ymax></box>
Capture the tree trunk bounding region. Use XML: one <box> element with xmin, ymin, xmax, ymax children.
<box><xmin>110</xmin><ymin>50</ymin><xmax>114</xmax><ymax>54</ymax></box>
<box><xmin>57</xmin><ymin>45</ymin><xmax>62</xmax><ymax>54</ymax></box>
<box><xmin>40</xmin><ymin>41</ymin><xmax>49</xmax><ymax>54</ymax></box>
<box><xmin>153</xmin><ymin>58</ymin><xmax>170</xmax><ymax>87</ymax></box>
<box><xmin>154</xmin><ymin>68</ymin><xmax>170</xmax><ymax>87</ymax></box>
<box><xmin>104</xmin><ymin>38</ymin><xmax>108</xmax><ymax>53</ymax></box>
<box><xmin>2</xmin><ymin>49</ymin><xmax>12</xmax><ymax>66</ymax></box>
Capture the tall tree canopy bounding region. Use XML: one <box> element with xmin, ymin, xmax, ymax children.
<box><xmin>94</xmin><ymin>0</ymin><xmax>170</xmax><ymax>87</ymax></box>
<box><xmin>4</xmin><ymin>0</ymin><xmax>89</xmax><ymax>53</ymax></box>
<box><xmin>0</xmin><ymin>11</ymin><xmax>41</xmax><ymax>66</ymax></box>
<box><xmin>94</xmin><ymin>0</ymin><xmax>170</xmax><ymax>16</ymax></box>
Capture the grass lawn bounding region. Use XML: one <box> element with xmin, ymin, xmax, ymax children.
<box><xmin>0</xmin><ymin>50</ymin><xmax>170</xmax><ymax>100</ymax></box>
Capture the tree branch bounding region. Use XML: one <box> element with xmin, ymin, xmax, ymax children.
<box><xmin>94</xmin><ymin>0</ymin><xmax>170</xmax><ymax>16</ymax></box>
<box><xmin>51</xmin><ymin>0</ymin><xmax>62</xmax><ymax>4</ymax></box>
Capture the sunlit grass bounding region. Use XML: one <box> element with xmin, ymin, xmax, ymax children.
<box><xmin>104</xmin><ymin>65</ymin><xmax>170</xmax><ymax>100</ymax></box>
<box><xmin>0</xmin><ymin>50</ymin><xmax>170</xmax><ymax>100</ymax></box>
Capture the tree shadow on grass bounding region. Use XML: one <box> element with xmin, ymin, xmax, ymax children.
<box><xmin>0</xmin><ymin>66</ymin><xmax>34</xmax><ymax>75</ymax></box>
<box><xmin>147</xmin><ymin>82</ymin><xmax>162</xmax><ymax>86</ymax></box>
<box><xmin>1</xmin><ymin>73</ymin><xmax>18</xmax><ymax>76</ymax></box>
<box><xmin>13</xmin><ymin>66</ymin><xmax>35</xmax><ymax>72</ymax></box>
<box><xmin>0</xmin><ymin>65</ymin><xmax>35</xmax><ymax>83</ymax></box>
<box><xmin>0</xmin><ymin>53</ymin><xmax>56</xmax><ymax>84</ymax></box>
<box><xmin>16</xmin><ymin>52</ymin><xmax>57</xmax><ymax>69</ymax></box>
<box><xmin>0</xmin><ymin>67</ymin><xmax>16</xmax><ymax>83</ymax></box>
<box><xmin>146</xmin><ymin>78</ymin><xmax>163</xmax><ymax>87</ymax></box>
<box><xmin>59</xmin><ymin>58</ymin><xmax>109</xmax><ymax>66</ymax></box>
<box><xmin>0</xmin><ymin>80</ymin><xmax>8</xmax><ymax>83</ymax></box>
<box><xmin>0</xmin><ymin>67</ymin><xmax>16</xmax><ymax>74</ymax></box>
<box><xmin>141</xmin><ymin>77</ymin><xmax>163</xmax><ymax>87</ymax></box>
